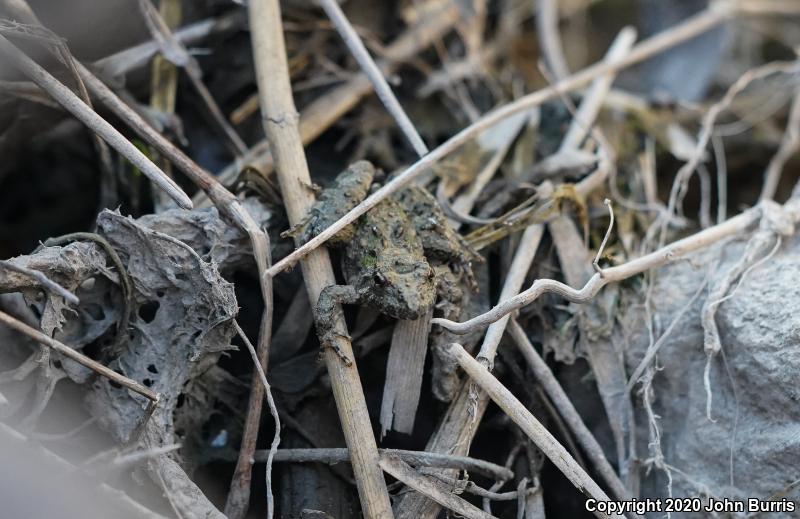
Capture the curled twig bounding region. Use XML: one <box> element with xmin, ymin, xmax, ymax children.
<box><xmin>433</xmin><ymin>206</ymin><xmax>766</xmax><ymax>334</ymax></box>
<box><xmin>41</xmin><ymin>232</ymin><xmax>133</xmax><ymax>348</ymax></box>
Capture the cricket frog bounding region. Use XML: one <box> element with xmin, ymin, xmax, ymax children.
<box><xmin>290</xmin><ymin>160</ymin><xmax>476</xmax><ymax>360</ymax></box>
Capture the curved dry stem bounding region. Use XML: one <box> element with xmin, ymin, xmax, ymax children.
<box><xmin>433</xmin><ymin>207</ymin><xmax>763</xmax><ymax>334</ymax></box>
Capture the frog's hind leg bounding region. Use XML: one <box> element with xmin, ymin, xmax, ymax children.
<box><xmin>314</xmin><ymin>285</ymin><xmax>359</xmax><ymax>365</ymax></box>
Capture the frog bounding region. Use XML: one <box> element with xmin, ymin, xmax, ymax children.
<box><xmin>289</xmin><ymin>160</ymin><xmax>477</xmax><ymax>363</ymax></box>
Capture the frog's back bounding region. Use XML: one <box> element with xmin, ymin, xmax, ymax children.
<box><xmin>394</xmin><ymin>186</ymin><xmax>477</xmax><ymax>265</ymax></box>
<box><xmin>344</xmin><ymin>197</ymin><xmax>435</xmax><ymax>320</ymax></box>
<box><xmin>301</xmin><ymin>160</ymin><xmax>376</xmax><ymax>245</ymax></box>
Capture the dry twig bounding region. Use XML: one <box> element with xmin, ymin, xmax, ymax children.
<box><xmin>442</xmin><ymin>342</ymin><xmax>623</xmax><ymax>519</ymax></box>
<box><xmin>317</xmin><ymin>0</ymin><xmax>428</xmax><ymax>156</ymax></box>
<box><xmin>248</xmin><ymin>0</ymin><xmax>394</xmax><ymax>516</ymax></box>
<box><xmin>378</xmin><ymin>454</ymin><xmax>497</xmax><ymax>519</ymax></box>
<box><xmin>0</xmin><ymin>310</ymin><xmax>157</xmax><ymax>402</ymax></box>
<box><xmin>0</xmin><ymin>260</ymin><xmax>79</xmax><ymax>305</ymax></box>
<box><xmin>508</xmin><ymin>320</ymin><xmax>631</xmax><ymax>502</ymax></box>
<box><xmin>255</xmin><ymin>448</ymin><xmax>513</xmax><ymax>481</ymax></box>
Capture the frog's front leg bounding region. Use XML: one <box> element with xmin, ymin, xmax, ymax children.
<box><xmin>315</xmin><ymin>284</ymin><xmax>360</xmax><ymax>365</ymax></box>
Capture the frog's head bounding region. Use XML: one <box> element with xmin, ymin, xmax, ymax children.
<box><xmin>369</xmin><ymin>256</ymin><xmax>436</xmax><ymax>320</ymax></box>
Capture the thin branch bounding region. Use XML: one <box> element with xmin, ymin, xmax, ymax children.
<box><xmin>442</xmin><ymin>343</ymin><xmax>623</xmax><ymax>519</ymax></box>
<box><xmin>136</xmin><ymin>0</ymin><xmax>247</xmax><ymax>155</ymax></box>
<box><xmin>0</xmin><ymin>310</ymin><xmax>158</xmax><ymax>402</ymax></box>
<box><xmin>317</xmin><ymin>0</ymin><xmax>428</xmax><ymax>156</ymax></box>
<box><xmin>378</xmin><ymin>454</ymin><xmax>498</xmax><ymax>519</ymax></box>
<box><xmin>247</xmin><ymin>1</ymin><xmax>394</xmax><ymax>517</ymax></box>
<box><xmin>0</xmin><ymin>32</ymin><xmax>193</xmax><ymax>209</ymax></box>
<box><xmin>760</xmin><ymin>88</ymin><xmax>800</xmax><ymax>201</ymax></box>
<box><xmin>0</xmin><ymin>260</ymin><xmax>79</xmax><ymax>305</ymax></box>
<box><xmin>593</xmin><ymin>199</ymin><xmax>615</xmax><ymax>273</ymax></box>
<box><xmin>268</xmin><ymin>7</ymin><xmax>728</xmax><ymax>276</ymax></box>
<box><xmin>225</xmin><ymin>224</ymin><xmax>277</xmax><ymax>519</ymax></box>
<box><xmin>432</xmin><ymin>205</ymin><xmax>766</xmax><ymax>334</ymax></box>
<box><xmin>231</xmin><ymin>320</ymin><xmax>280</xmax><ymax>519</ymax></box>
<box><xmin>508</xmin><ymin>320</ymin><xmax>631</xmax><ymax>502</ymax></box>
<box><xmin>253</xmin><ymin>448</ymin><xmax>513</xmax><ymax>481</ymax></box>
<box><xmin>536</xmin><ymin>0</ymin><xmax>570</xmax><ymax>80</ymax></box>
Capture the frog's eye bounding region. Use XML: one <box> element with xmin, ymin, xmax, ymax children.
<box><xmin>373</xmin><ymin>271</ymin><xmax>388</xmax><ymax>285</ymax></box>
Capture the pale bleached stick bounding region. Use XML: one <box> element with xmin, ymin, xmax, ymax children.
<box><xmin>442</xmin><ymin>342</ymin><xmax>623</xmax><ymax>519</ymax></box>
<box><xmin>433</xmin><ymin>206</ymin><xmax>765</xmax><ymax>334</ymax></box>
<box><xmin>508</xmin><ymin>320</ymin><xmax>630</xmax><ymax>501</ymax></box>
<box><xmin>536</xmin><ymin>0</ymin><xmax>570</xmax><ymax>80</ymax></box>
<box><xmin>378</xmin><ymin>454</ymin><xmax>498</xmax><ymax>519</ymax></box>
<box><xmin>248</xmin><ymin>1</ymin><xmax>394</xmax><ymax>517</ymax></box>
<box><xmin>0</xmin><ymin>260</ymin><xmax>79</xmax><ymax>305</ymax></box>
<box><xmin>232</xmin><ymin>321</ymin><xmax>280</xmax><ymax>519</ymax></box>
<box><xmin>760</xmin><ymin>88</ymin><xmax>800</xmax><ymax>201</ymax></box>
<box><xmin>0</xmin><ymin>33</ymin><xmax>192</xmax><ymax>210</ymax></box>
<box><xmin>0</xmin><ymin>310</ymin><xmax>158</xmax><ymax>402</ymax></box>
<box><xmin>560</xmin><ymin>28</ymin><xmax>637</xmax><ymax>152</ymax></box>
<box><xmin>253</xmin><ymin>448</ymin><xmax>513</xmax><ymax>481</ymax></box>
<box><xmin>317</xmin><ymin>0</ymin><xmax>428</xmax><ymax>156</ymax></box>
<box><xmin>267</xmin><ymin>7</ymin><xmax>728</xmax><ymax>276</ymax></box>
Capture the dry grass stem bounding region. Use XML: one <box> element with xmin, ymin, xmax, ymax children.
<box><xmin>0</xmin><ymin>260</ymin><xmax>79</xmax><ymax>305</ymax></box>
<box><xmin>378</xmin><ymin>453</ymin><xmax>498</xmax><ymax>519</ymax></box>
<box><xmin>248</xmin><ymin>0</ymin><xmax>394</xmax><ymax>516</ymax></box>
<box><xmin>443</xmin><ymin>342</ymin><xmax>623</xmax><ymax>519</ymax></box>
<box><xmin>0</xmin><ymin>310</ymin><xmax>158</xmax><ymax>402</ymax></box>
<box><xmin>317</xmin><ymin>0</ymin><xmax>428</xmax><ymax>156</ymax></box>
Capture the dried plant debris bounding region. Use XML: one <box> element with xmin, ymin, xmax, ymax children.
<box><xmin>4</xmin><ymin>0</ymin><xmax>800</xmax><ymax>518</ymax></box>
<box><xmin>1</xmin><ymin>203</ymin><xmax>271</xmax><ymax>516</ymax></box>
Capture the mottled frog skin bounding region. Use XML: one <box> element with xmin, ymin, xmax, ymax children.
<box><xmin>296</xmin><ymin>160</ymin><xmax>476</xmax><ymax>359</ymax></box>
